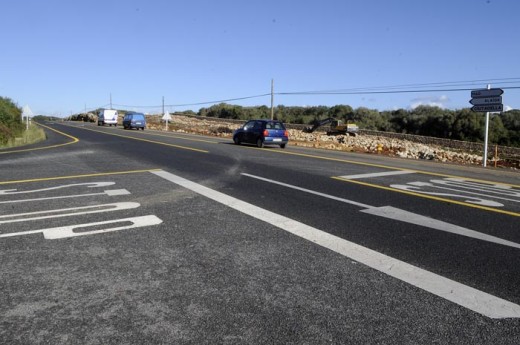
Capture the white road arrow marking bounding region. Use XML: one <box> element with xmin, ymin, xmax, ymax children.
<box><xmin>242</xmin><ymin>173</ymin><xmax>518</xmax><ymax>249</ymax></box>
<box><xmin>152</xmin><ymin>170</ymin><xmax>520</xmax><ymax>319</ymax></box>
<box><xmin>361</xmin><ymin>206</ymin><xmax>520</xmax><ymax>249</ymax></box>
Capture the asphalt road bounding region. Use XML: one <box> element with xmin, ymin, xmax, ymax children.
<box><xmin>1</xmin><ymin>121</ymin><xmax>519</xmax><ymax>344</ymax></box>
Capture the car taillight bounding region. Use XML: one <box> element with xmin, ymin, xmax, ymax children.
<box><xmin>284</xmin><ymin>130</ymin><xmax>289</xmax><ymax>137</ymax></box>
<box><xmin>263</xmin><ymin>129</ymin><xmax>269</xmax><ymax>137</ymax></box>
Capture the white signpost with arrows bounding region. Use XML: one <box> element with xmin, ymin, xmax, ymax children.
<box><xmin>470</xmin><ymin>87</ymin><xmax>504</xmax><ymax>167</ymax></box>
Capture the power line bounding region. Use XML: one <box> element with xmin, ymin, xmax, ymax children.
<box><xmin>278</xmin><ymin>86</ymin><xmax>520</xmax><ymax>96</ymax></box>
<box><xmin>72</xmin><ymin>78</ymin><xmax>520</xmax><ymax>115</ymax></box>
<box><xmin>112</xmin><ymin>93</ymin><xmax>271</xmax><ymax>109</ymax></box>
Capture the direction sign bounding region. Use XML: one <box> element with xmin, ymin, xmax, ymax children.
<box><xmin>471</xmin><ymin>88</ymin><xmax>504</xmax><ymax>98</ymax></box>
<box><xmin>469</xmin><ymin>96</ymin><xmax>502</xmax><ymax>106</ymax></box>
<box><xmin>471</xmin><ymin>104</ymin><xmax>503</xmax><ymax>112</ymax></box>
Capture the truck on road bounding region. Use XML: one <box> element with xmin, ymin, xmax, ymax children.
<box><xmin>97</xmin><ymin>109</ymin><xmax>119</xmax><ymax>126</ymax></box>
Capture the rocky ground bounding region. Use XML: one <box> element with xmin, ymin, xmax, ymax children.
<box><xmin>146</xmin><ymin>115</ymin><xmax>488</xmax><ymax>166</ymax></box>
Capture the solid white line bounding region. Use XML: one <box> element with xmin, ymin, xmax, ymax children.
<box><xmin>152</xmin><ymin>170</ymin><xmax>520</xmax><ymax>319</ymax></box>
<box><xmin>339</xmin><ymin>170</ymin><xmax>416</xmax><ymax>180</ymax></box>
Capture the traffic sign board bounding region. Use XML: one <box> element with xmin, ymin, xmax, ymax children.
<box><xmin>471</xmin><ymin>104</ymin><xmax>503</xmax><ymax>112</ymax></box>
<box><xmin>471</xmin><ymin>88</ymin><xmax>504</xmax><ymax>98</ymax></box>
<box><xmin>469</xmin><ymin>96</ymin><xmax>502</xmax><ymax>106</ymax></box>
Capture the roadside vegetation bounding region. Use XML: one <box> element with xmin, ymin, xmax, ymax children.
<box><xmin>67</xmin><ymin>103</ymin><xmax>520</xmax><ymax>148</ymax></box>
<box><xmin>198</xmin><ymin>103</ymin><xmax>520</xmax><ymax>147</ymax></box>
<box><xmin>0</xmin><ymin>96</ymin><xmax>46</xmax><ymax>148</ymax></box>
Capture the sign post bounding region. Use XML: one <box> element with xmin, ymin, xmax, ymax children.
<box><xmin>162</xmin><ymin>111</ymin><xmax>172</xmax><ymax>131</ymax></box>
<box><xmin>470</xmin><ymin>86</ymin><xmax>504</xmax><ymax>168</ymax></box>
<box><xmin>22</xmin><ymin>105</ymin><xmax>33</xmax><ymax>131</ymax></box>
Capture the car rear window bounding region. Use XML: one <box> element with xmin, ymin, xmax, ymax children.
<box><xmin>266</xmin><ymin>122</ymin><xmax>284</xmax><ymax>130</ymax></box>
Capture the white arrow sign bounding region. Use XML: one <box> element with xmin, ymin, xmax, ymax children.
<box><xmin>471</xmin><ymin>88</ymin><xmax>504</xmax><ymax>98</ymax></box>
<box><xmin>472</xmin><ymin>104</ymin><xmax>503</xmax><ymax>112</ymax></box>
<box><xmin>469</xmin><ymin>96</ymin><xmax>502</xmax><ymax>106</ymax></box>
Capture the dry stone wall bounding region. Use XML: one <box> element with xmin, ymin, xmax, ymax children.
<box><xmin>145</xmin><ymin>115</ymin><xmax>518</xmax><ymax>169</ymax></box>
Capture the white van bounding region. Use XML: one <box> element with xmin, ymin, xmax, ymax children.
<box><xmin>98</xmin><ymin>109</ymin><xmax>118</xmax><ymax>126</ymax></box>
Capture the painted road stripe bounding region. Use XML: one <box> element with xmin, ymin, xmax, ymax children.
<box><xmin>242</xmin><ymin>173</ymin><xmax>520</xmax><ymax>250</ymax></box>
<box><xmin>334</xmin><ymin>177</ymin><xmax>520</xmax><ymax>217</ymax></box>
<box><xmin>153</xmin><ymin>169</ymin><xmax>520</xmax><ymax>319</ymax></box>
<box><xmin>0</xmin><ymin>122</ymin><xmax>79</xmax><ymax>154</ymax></box>
<box><xmin>0</xmin><ymin>189</ymin><xmax>130</xmax><ymax>204</ymax></box>
<box><xmin>0</xmin><ymin>182</ymin><xmax>115</xmax><ymax>194</ymax></box>
<box><xmin>0</xmin><ymin>202</ymin><xmax>140</xmax><ymax>224</ymax></box>
<box><xmin>339</xmin><ymin>170</ymin><xmax>416</xmax><ymax>180</ymax></box>
<box><xmin>64</xmin><ymin>124</ymin><xmax>209</xmax><ymax>153</ymax></box>
<box><xmin>0</xmin><ymin>169</ymin><xmax>162</xmax><ymax>185</ymax></box>
<box><xmin>0</xmin><ymin>215</ymin><xmax>162</xmax><ymax>239</ymax></box>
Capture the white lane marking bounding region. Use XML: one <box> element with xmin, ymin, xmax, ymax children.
<box><xmin>243</xmin><ymin>173</ymin><xmax>520</xmax><ymax>250</ymax></box>
<box><xmin>361</xmin><ymin>206</ymin><xmax>520</xmax><ymax>249</ymax></box>
<box><xmin>241</xmin><ymin>173</ymin><xmax>372</xmax><ymax>208</ymax></box>
<box><xmin>0</xmin><ymin>189</ymin><xmax>131</xmax><ymax>204</ymax></box>
<box><xmin>425</xmin><ymin>180</ymin><xmax>520</xmax><ymax>202</ymax></box>
<box><xmin>105</xmin><ymin>189</ymin><xmax>131</xmax><ymax>196</ymax></box>
<box><xmin>0</xmin><ymin>202</ymin><xmax>140</xmax><ymax>224</ymax></box>
<box><xmin>0</xmin><ymin>215</ymin><xmax>162</xmax><ymax>239</ymax></box>
<box><xmin>442</xmin><ymin>178</ymin><xmax>520</xmax><ymax>197</ymax></box>
<box><xmin>390</xmin><ymin>183</ymin><xmax>504</xmax><ymax>207</ymax></box>
<box><xmin>44</xmin><ymin>215</ymin><xmax>162</xmax><ymax>239</ymax></box>
<box><xmin>0</xmin><ymin>182</ymin><xmax>115</xmax><ymax>195</ymax></box>
<box><xmin>152</xmin><ymin>170</ymin><xmax>520</xmax><ymax>319</ymax></box>
<box><xmin>339</xmin><ymin>170</ymin><xmax>416</xmax><ymax>180</ymax></box>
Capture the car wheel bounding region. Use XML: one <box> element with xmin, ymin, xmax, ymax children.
<box><xmin>233</xmin><ymin>136</ymin><xmax>241</xmax><ymax>145</ymax></box>
<box><xmin>256</xmin><ymin>138</ymin><xmax>264</xmax><ymax>148</ymax></box>
<box><xmin>280</xmin><ymin>143</ymin><xmax>286</xmax><ymax>149</ymax></box>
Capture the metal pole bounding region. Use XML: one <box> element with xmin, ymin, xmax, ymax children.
<box><xmin>270</xmin><ymin>79</ymin><xmax>274</xmax><ymax>120</ymax></box>
<box><xmin>483</xmin><ymin>84</ymin><xmax>491</xmax><ymax>167</ymax></box>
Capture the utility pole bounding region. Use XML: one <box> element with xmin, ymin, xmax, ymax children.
<box><xmin>270</xmin><ymin>79</ymin><xmax>274</xmax><ymax>120</ymax></box>
<box><xmin>483</xmin><ymin>84</ymin><xmax>491</xmax><ymax>167</ymax></box>
<box><xmin>110</xmin><ymin>93</ymin><xmax>112</xmax><ymax>109</ymax></box>
<box><xmin>162</xmin><ymin>96</ymin><xmax>165</xmax><ymax>115</ymax></box>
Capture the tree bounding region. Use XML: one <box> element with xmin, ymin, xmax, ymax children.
<box><xmin>353</xmin><ymin>107</ymin><xmax>387</xmax><ymax>130</ymax></box>
<box><xmin>499</xmin><ymin>110</ymin><xmax>520</xmax><ymax>146</ymax></box>
<box><xmin>452</xmin><ymin>109</ymin><xmax>485</xmax><ymax>141</ymax></box>
<box><xmin>0</xmin><ymin>97</ymin><xmax>23</xmax><ymax>144</ymax></box>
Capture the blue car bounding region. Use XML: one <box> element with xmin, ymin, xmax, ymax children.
<box><xmin>233</xmin><ymin>119</ymin><xmax>289</xmax><ymax>148</ymax></box>
<box><xmin>122</xmin><ymin>112</ymin><xmax>146</xmax><ymax>130</ymax></box>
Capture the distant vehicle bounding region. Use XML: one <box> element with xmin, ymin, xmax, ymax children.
<box><xmin>233</xmin><ymin>119</ymin><xmax>289</xmax><ymax>148</ymax></box>
<box><xmin>303</xmin><ymin>117</ymin><xmax>359</xmax><ymax>136</ymax></box>
<box><xmin>123</xmin><ymin>112</ymin><xmax>146</xmax><ymax>130</ymax></box>
<box><xmin>97</xmin><ymin>109</ymin><xmax>118</xmax><ymax>126</ymax></box>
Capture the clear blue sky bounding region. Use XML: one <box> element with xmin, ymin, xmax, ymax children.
<box><xmin>1</xmin><ymin>0</ymin><xmax>519</xmax><ymax>116</ymax></box>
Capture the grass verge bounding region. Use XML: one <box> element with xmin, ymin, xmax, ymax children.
<box><xmin>0</xmin><ymin>123</ymin><xmax>46</xmax><ymax>149</ymax></box>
